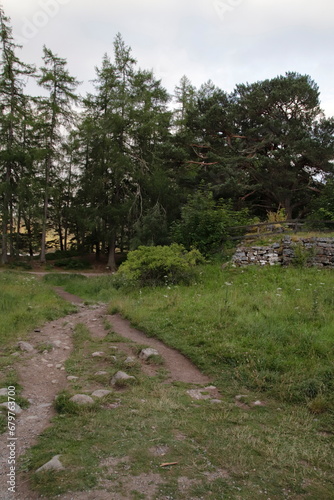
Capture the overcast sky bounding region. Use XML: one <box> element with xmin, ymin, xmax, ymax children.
<box><xmin>2</xmin><ymin>0</ymin><xmax>334</xmax><ymax>116</ymax></box>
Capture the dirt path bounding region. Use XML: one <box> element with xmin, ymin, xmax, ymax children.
<box><xmin>0</xmin><ymin>288</ymin><xmax>214</xmax><ymax>499</ymax></box>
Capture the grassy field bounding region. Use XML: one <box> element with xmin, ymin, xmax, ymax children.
<box><xmin>1</xmin><ymin>265</ymin><xmax>334</xmax><ymax>498</ymax></box>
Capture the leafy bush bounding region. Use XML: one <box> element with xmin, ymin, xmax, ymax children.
<box><xmin>45</xmin><ymin>249</ymin><xmax>82</xmax><ymax>261</ymax></box>
<box><xmin>53</xmin><ymin>258</ymin><xmax>91</xmax><ymax>270</ymax></box>
<box><xmin>7</xmin><ymin>261</ymin><xmax>32</xmax><ymax>270</ymax></box>
<box><xmin>117</xmin><ymin>244</ymin><xmax>204</xmax><ymax>286</ymax></box>
<box><xmin>170</xmin><ymin>191</ymin><xmax>251</xmax><ymax>255</ymax></box>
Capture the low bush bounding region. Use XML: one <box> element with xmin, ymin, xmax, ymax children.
<box><xmin>117</xmin><ymin>244</ymin><xmax>204</xmax><ymax>286</ymax></box>
<box><xmin>53</xmin><ymin>258</ymin><xmax>91</xmax><ymax>270</ymax></box>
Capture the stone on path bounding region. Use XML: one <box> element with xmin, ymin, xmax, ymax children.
<box><xmin>92</xmin><ymin>351</ymin><xmax>105</xmax><ymax>358</ymax></box>
<box><xmin>36</xmin><ymin>455</ymin><xmax>64</xmax><ymax>473</ymax></box>
<box><xmin>124</xmin><ymin>356</ymin><xmax>136</xmax><ymax>366</ymax></box>
<box><xmin>17</xmin><ymin>341</ymin><xmax>34</xmax><ymax>352</ymax></box>
<box><xmin>0</xmin><ymin>388</ymin><xmax>8</xmax><ymax>396</ymax></box>
<box><xmin>67</xmin><ymin>376</ymin><xmax>79</xmax><ymax>381</ymax></box>
<box><xmin>0</xmin><ymin>402</ymin><xmax>23</xmax><ymax>414</ymax></box>
<box><xmin>69</xmin><ymin>394</ymin><xmax>94</xmax><ymax>405</ymax></box>
<box><xmin>139</xmin><ymin>348</ymin><xmax>159</xmax><ymax>361</ymax></box>
<box><xmin>92</xmin><ymin>389</ymin><xmax>112</xmax><ymax>398</ymax></box>
<box><xmin>95</xmin><ymin>371</ymin><xmax>107</xmax><ymax>376</ymax></box>
<box><xmin>110</xmin><ymin>371</ymin><xmax>136</xmax><ymax>386</ymax></box>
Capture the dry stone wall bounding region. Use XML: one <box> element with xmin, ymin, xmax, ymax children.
<box><xmin>232</xmin><ymin>236</ymin><xmax>334</xmax><ymax>267</ymax></box>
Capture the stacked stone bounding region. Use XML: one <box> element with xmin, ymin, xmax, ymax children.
<box><xmin>232</xmin><ymin>243</ymin><xmax>281</xmax><ymax>266</ymax></box>
<box><xmin>233</xmin><ymin>236</ymin><xmax>334</xmax><ymax>267</ymax></box>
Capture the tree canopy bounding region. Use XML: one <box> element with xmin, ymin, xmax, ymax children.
<box><xmin>0</xmin><ymin>6</ymin><xmax>333</xmax><ymax>261</ymax></box>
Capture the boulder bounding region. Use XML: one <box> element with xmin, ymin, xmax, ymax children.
<box><xmin>18</xmin><ymin>341</ymin><xmax>34</xmax><ymax>352</ymax></box>
<box><xmin>92</xmin><ymin>389</ymin><xmax>112</xmax><ymax>398</ymax></box>
<box><xmin>69</xmin><ymin>394</ymin><xmax>94</xmax><ymax>405</ymax></box>
<box><xmin>110</xmin><ymin>371</ymin><xmax>136</xmax><ymax>386</ymax></box>
<box><xmin>36</xmin><ymin>455</ymin><xmax>64</xmax><ymax>473</ymax></box>
<box><xmin>139</xmin><ymin>348</ymin><xmax>159</xmax><ymax>361</ymax></box>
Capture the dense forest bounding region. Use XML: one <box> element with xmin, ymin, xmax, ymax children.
<box><xmin>1</xmin><ymin>6</ymin><xmax>334</xmax><ymax>269</ymax></box>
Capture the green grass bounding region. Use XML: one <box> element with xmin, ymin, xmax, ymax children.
<box><xmin>0</xmin><ymin>271</ymin><xmax>76</xmax><ymax>410</ymax></box>
<box><xmin>45</xmin><ymin>265</ymin><xmax>334</xmax><ymax>410</ymax></box>
<box><xmin>2</xmin><ymin>265</ymin><xmax>333</xmax><ymax>498</ymax></box>
<box><xmin>20</xmin><ymin>312</ymin><xmax>334</xmax><ymax>499</ymax></box>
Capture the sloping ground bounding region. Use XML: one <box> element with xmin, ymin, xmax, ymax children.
<box><xmin>0</xmin><ymin>288</ymin><xmax>220</xmax><ymax>500</ymax></box>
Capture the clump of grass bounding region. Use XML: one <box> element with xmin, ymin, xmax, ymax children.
<box><xmin>35</xmin><ymin>342</ymin><xmax>54</xmax><ymax>353</ymax></box>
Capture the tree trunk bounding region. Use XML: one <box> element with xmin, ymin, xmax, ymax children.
<box><xmin>41</xmin><ymin>156</ymin><xmax>52</xmax><ymax>263</ymax></box>
<box><xmin>1</xmin><ymin>214</ymin><xmax>8</xmax><ymax>264</ymax></box>
<box><xmin>107</xmin><ymin>232</ymin><xmax>116</xmax><ymax>271</ymax></box>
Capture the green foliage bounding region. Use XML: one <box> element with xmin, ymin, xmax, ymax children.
<box><xmin>292</xmin><ymin>242</ymin><xmax>316</xmax><ymax>268</ymax></box>
<box><xmin>45</xmin><ymin>249</ymin><xmax>83</xmax><ymax>261</ymax></box>
<box><xmin>307</xmin><ymin>177</ymin><xmax>334</xmax><ymax>227</ymax></box>
<box><xmin>118</xmin><ymin>244</ymin><xmax>204</xmax><ymax>286</ymax></box>
<box><xmin>7</xmin><ymin>261</ymin><xmax>33</xmax><ymax>270</ymax></box>
<box><xmin>53</xmin><ymin>258</ymin><xmax>91</xmax><ymax>270</ymax></box>
<box><xmin>131</xmin><ymin>203</ymin><xmax>170</xmax><ymax>248</ymax></box>
<box><xmin>171</xmin><ymin>191</ymin><xmax>251</xmax><ymax>254</ymax></box>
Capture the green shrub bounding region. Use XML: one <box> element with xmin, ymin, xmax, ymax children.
<box><xmin>53</xmin><ymin>258</ymin><xmax>91</xmax><ymax>270</ymax></box>
<box><xmin>117</xmin><ymin>244</ymin><xmax>204</xmax><ymax>286</ymax></box>
<box><xmin>170</xmin><ymin>191</ymin><xmax>251</xmax><ymax>255</ymax></box>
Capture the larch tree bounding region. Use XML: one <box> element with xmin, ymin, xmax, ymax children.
<box><xmin>37</xmin><ymin>46</ymin><xmax>79</xmax><ymax>262</ymax></box>
<box><xmin>0</xmin><ymin>7</ymin><xmax>34</xmax><ymax>263</ymax></box>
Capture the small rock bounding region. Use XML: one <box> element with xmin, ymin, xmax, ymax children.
<box><xmin>92</xmin><ymin>352</ymin><xmax>105</xmax><ymax>358</ymax></box>
<box><xmin>36</xmin><ymin>455</ymin><xmax>64</xmax><ymax>473</ymax></box>
<box><xmin>210</xmin><ymin>399</ymin><xmax>222</xmax><ymax>404</ymax></box>
<box><xmin>0</xmin><ymin>388</ymin><xmax>8</xmax><ymax>396</ymax></box>
<box><xmin>18</xmin><ymin>341</ymin><xmax>34</xmax><ymax>352</ymax></box>
<box><xmin>92</xmin><ymin>390</ymin><xmax>112</xmax><ymax>398</ymax></box>
<box><xmin>110</xmin><ymin>356</ymin><xmax>117</xmax><ymax>362</ymax></box>
<box><xmin>53</xmin><ymin>340</ymin><xmax>62</xmax><ymax>348</ymax></box>
<box><xmin>186</xmin><ymin>389</ymin><xmax>211</xmax><ymax>401</ymax></box>
<box><xmin>110</xmin><ymin>371</ymin><xmax>136</xmax><ymax>386</ymax></box>
<box><xmin>51</xmin><ymin>380</ymin><xmax>57</xmax><ymax>384</ymax></box>
<box><xmin>124</xmin><ymin>356</ymin><xmax>136</xmax><ymax>365</ymax></box>
<box><xmin>252</xmin><ymin>400</ymin><xmax>266</xmax><ymax>407</ymax></box>
<box><xmin>47</xmin><ymin>364</ymin><xmax>54</xmax><ymax>368</ymax></box>
<box><xmin>139</xmin><ymin>348</ymin><xmax>159</xmax><ymax>361</ymax></box>
<box><xmin>67</xmin><ymin>376</ymin><xmax>79</xmax><ymax>381</ymax></box>
<box><xmin>235</xmin><ymin>395</ymin><xmax>248</xmax><ymax>401</ymax></box>
<box><xmin>95</xmin><ymin>371</ymin><xmax>107</xmax><ymax>376</ymax></box>
<box><xmin>63</xmin><ymin>346</ymin><xmax>70</xmax><ymax>350</ymax></box>
<box><xmin>0</xmin><ymin>402</ymin><xmax>23</xmax><ymax>414</ymax></box>
<box><xmin>70</xmin><ymin>394</ymin><xmax>94</xmax><ymax>405</ymax></box>
<box><xmin>56</xmin><ymin>364</ymin><xmax>62</xmax><ymax>369</ymax></box>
